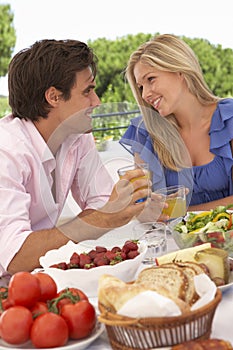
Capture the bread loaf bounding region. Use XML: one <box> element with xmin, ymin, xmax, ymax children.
<box><xmin>98</xmin><ymin>273</ymin><xmax>190</xmax><ymax>314</ymax></box>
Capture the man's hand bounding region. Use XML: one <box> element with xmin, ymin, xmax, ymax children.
<box><xmin>98</xmin><ymin>168</ymin><xmax>151</xmax><ymax>227</ymax></box>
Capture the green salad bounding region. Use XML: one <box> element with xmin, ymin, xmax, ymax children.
<box><xmin>172</xmin><ymin>205</ymin><xmax>233</xmax><ymax>253</ymax></box>
<box><xmin>174</xmin><ymin>205</ymin><xmax>233</xmax><ymax>234</ymax></box>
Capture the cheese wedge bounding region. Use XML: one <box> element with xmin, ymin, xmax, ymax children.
<box><xmin>156</xmin><ymin>243</ymin><xmax>211</xmax><ymax>265</ymax></box>
<box><xmin>194</xmin><ymin>248</ymin><xmax>230</xmax><ymax>283</ymax></box>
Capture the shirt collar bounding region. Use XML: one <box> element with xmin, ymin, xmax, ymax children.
<box><xmin>22</xmin><ymin>119</ymin><xmax>54</xmax><ymax>163</ymax></box>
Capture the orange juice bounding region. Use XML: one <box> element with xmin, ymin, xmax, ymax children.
<box><xmin>155</xmin><ymin>185</ymin><xmax>187</xmax><ymax>219</ymax></box>
<box><xmin>118</xmin><ymin>163</ymin><xmax>150</xmax><ymax>203</ymax></box>
<box><xmin>119</xmin><ymin>171</ymin><xmax>150</xmax><ymax>189</ymax></box>
<box><xmin>162</xmin><ymin>196</ymin><xmax>186</xmax><ymax>218</ymax></box>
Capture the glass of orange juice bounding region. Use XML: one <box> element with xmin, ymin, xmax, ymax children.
<box><xmin>117</xmin><ymin>163</ymin><xmax>150</xmax><ymax>203</ymax></box>
<box><xmin>155</xmin><ymin>185</ymin><xmax>186</xmax><ymax>219</ymax></box>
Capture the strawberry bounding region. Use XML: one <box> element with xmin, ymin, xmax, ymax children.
<box><xmin>95</xmin><ymin>246</ymin><xmax>107</xmax><ymax>253</ymax></box>
<box><xmin>111</xmin><ymin>246</ymin><xmax>121</xmax><ymax>253</ymax></box>
<box><xmin>87</xmin><ymin>249</ymin><xmax>98</xmax><ymax>259</ymax></box>
<box><xmin>79</xmin><ymin>253</ymin><xmax>92</xmax><ymax>268</ymax></box>
<box><xmin>69</xmin><ymin>252</ymin><xmax>80</xmax><ymax>265</ymax></box>
<box><xmin>104</xmin><ymin>251</ymin><xmax>117</xmax><ymax>261</ymax></box>
<box><xmin>94</xmin><ymin>256</ymin><xmax>109</xmax><ymax>266</ymax></box>
<box><xmin>50</xmin><ymin>262</ymin><xmax>68</xmax><ymax>270</ymax></box>
<box><xmin>127</xmin><ymin>250</ymin><xmax>140</xmax><ymax>259</ymax></box>
<box><xmin>123</xmin><ymin>241</ymin><xmax>138</xmax><ymax>251</ymax></box>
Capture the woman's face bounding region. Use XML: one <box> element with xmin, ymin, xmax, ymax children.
<box><xmin>134</xmin><ymin>61</ymin><xmax>186</xmax><ymax>117</ymax></box>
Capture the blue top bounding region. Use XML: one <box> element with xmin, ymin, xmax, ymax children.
<box><xmin>119</xmin><ymin>98</ymin><xmax>233</xmax><ymax>206</ymax></box>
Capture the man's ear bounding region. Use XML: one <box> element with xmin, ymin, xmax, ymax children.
<box><xmin>45</xmin><ymin>87</ymin><xmax>61</xmax><ymax>106</ymax></box>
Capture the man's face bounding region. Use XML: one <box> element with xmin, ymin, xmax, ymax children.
<box><xmin>55</xmin><ymin>67</ymin><xmax>101</xmax><ymax>134</ymax></box>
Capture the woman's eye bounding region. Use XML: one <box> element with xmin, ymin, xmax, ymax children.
<box><xmin>148</xmin><ymin>76</ymin><xmax>155</xmax><ymax>82</ymax></box>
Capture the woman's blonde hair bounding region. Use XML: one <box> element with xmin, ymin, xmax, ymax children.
<box><xmin>125</xmin><ymin>34</ymin><xmax>221</xmax><ymax>170</ymax></box>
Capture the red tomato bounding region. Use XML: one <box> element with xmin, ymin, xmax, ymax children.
<box><xmin>60</xmin><ymin>300</ymin><xmax>96</xmax><ymax>339</ymax></box>
<box><xmin>30</xmin><ymin>301</ymin><xmax>48</xmax><ymax>318</ymax></box>
<box><xmin>8</xmin><ymin>271</ymin><xmax>41</xmax><ymax>308</ymax></box>
<box><xmin>0</xmin><ymin>306</ymin><xmax>33</xmax><ymax>345</ymax></box>
<box><xmin>30</xmin><ymin>312</ymin><xmax>69</xmax><ymax>348</ymax></box>
<box><xmin>56</xmin><ymin>287</ymin><xmax>88</xmax><ymax>312</ymax></box>
<box><xmin>34</xmin><ymin>272</ymin><xmax>57</xmax><ymax>301</ymax></box>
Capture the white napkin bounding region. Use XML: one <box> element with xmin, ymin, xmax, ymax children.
<box><xmin>117</xmin><ymin>290</ymin><xmax>182</xmax><ymax>318</ymax></box>
<box><xmin>117</xmin><ymin>273</ymin><xmax>217</xmax><ymax>318</ymax></box>
<box><xmin>191</xmin><ymin>273</ymin><xmax>217</xmax><ymax>310</ymax></box>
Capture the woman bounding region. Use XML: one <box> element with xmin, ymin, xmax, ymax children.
<box><xmin>120</xmin><ymin>34</ymin><xmax>233</xmax><ymax>211</ymax></box>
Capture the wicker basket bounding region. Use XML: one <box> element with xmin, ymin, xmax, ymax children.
<box><xmin>98</xmin><ymin>289</ymin><xmax>222</xmax><ymax>350</ymax></box>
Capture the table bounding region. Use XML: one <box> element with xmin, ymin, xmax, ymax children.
<box><xmin>84</xmin><ymin>220</ymin><xmax>233</xmax><ymax>349</ymax></box>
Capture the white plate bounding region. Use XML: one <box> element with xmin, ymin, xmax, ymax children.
<box><xmin>0</xmin><ymin>321</ymin><xmax>105</xmax><ymax>350</ymax></box>
<box><xmin>219</xmin><ymin>260</ymin><xmax>233</xmax><ymax>292</ymax></box>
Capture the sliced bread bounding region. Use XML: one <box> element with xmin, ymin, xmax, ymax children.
<box><xmin>136</xmin><ymin>266</ymin><xmax>188</xmax><ymax>301</ymax></box>
<box><xmin>160</xmin><ymin>262</ymin><xmax>199</xmax><ymax>305</ymax></box>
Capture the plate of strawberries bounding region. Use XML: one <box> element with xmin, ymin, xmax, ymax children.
<box><xmin>39</xmin><ymin>240</ymin><xmax>147</xmax><ymax>297</ymax></box>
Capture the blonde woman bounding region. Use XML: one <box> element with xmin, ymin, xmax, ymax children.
<box><xmin>120</xmin><ymin>34</ymin><xmax>233</xmax><ymax>211</ymax></box>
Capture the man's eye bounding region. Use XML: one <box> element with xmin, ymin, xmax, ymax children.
<box><xmin>84</xmin><ymin>88</ymin><xmax>91</xmax><ymax>95</ymax></box>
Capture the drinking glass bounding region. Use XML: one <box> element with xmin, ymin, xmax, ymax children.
<box><xmin>133</xmin><ymin>221</ymin><xmax>167</xmax><ymax>264</ymax></box>
<box><xmin>117</xmin><ymin>163</ymin><xmax>150</xmax><ymax>203</ymax></box>
<box><xmin>155</xmin><ymin>185</ymin><xmax>186</xmax><ymax>220</ymax></box>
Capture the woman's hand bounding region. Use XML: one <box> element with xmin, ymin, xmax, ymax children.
<box><xmin>136</xmin><ymin>192</ymin><xmax>169</xmax><ymax>223</ymax></box>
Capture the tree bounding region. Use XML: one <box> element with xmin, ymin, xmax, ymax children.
<box><xmin>88</xmin><ymin>33</ymin><xmax>154</xmax><ymax>104</ymax></box>
<box><xmin>0</xmin><ymin>4</ymin><xmax>16</xmax><ymax>78</ymax></box>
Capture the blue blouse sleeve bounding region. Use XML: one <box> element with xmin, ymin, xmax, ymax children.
<box><xmin>119</xmin><ymin>116</ymin><xmax>167</xmax><ymax>188</ymax></box>
<box><xmin>210</xmin><ymin>98</ymin><xmax>233</xmax><ymax>193</ymax></box>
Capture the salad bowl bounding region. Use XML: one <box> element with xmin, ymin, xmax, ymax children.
<box><xmin>169</xmin><ymin>205</ymin><xmax>233</xmax><ymax>257</ymax></box>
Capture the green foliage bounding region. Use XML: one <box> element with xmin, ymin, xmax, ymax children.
<box><xmin>183</xmin><ymin>36</ymin><xmax>233</xmax><ymax>97</ymax></box>
<box><xmin>0</xmin><ymin>96</ymin><xmax>10</xmax><ymax>117</ymax></box>
<box><xmin>0</xmin><ymin>4</ymin><xmax>16</xmax><ymax>78</ymax></box>
<box><xmin>88</xmin><ymin>33</ymin><xmax>155</xmax><ymax>103</ymax></box>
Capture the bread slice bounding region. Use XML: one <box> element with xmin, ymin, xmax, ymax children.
<box><xmin>160</xmin><ymin>262</ymin><xmax>199</xmax><ymax>305</ymax></box>
<box><xmin>136</xmin><ymin>266</ymin><xmax>188</xmax><ymax>301</ymax></box>
<box><xmin>176</xmin><ymin>261</ymin><xmax>207</xmax><ymax>275</ymax></box>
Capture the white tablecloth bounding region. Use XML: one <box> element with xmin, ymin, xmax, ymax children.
<box><xmin>85</xmin><ymin>220</ymin><xmax>233</xmax><ymax>349</ymax></box>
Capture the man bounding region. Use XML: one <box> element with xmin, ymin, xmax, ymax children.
<box><xmin>0</xmin><ymin>39</ymin><xmax>150</xmax><ymax>277</ymax></box>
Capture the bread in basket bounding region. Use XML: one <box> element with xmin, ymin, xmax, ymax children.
<box><xmin>98</xmin><ymin>267</ymin><xmax>222</xmax><ymax>350</ymax></box>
